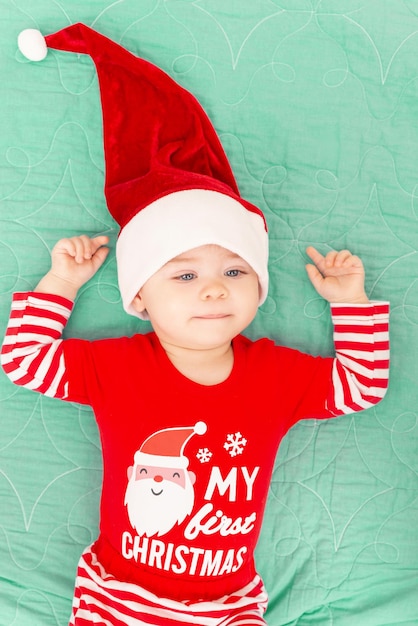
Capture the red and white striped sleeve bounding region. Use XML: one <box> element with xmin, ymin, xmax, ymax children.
<box><xmin>1</xmin><ymin>292</ymin><xmax>73</xmax><ymax>399</ymax></box>
<box><xmin>327</xmin><ymin>301</ymin><xmax>390</xmax><ymax>414</ymax></box>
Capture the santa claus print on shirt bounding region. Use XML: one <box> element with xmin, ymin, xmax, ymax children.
<box><xmin>124</xmin><ymin>422</ymin><xmax>207</xmax><ymax>537</ymax></box>
<box><xmin>122</xmin><ymin>422</ymin><xmax>261</xmax><ymax>578</ymax></box>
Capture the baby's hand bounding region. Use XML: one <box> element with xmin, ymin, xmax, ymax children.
<box><xmin>305</xmin><ymin>246</ymin><xmax>369</xmax><ymax>304</ymax></box>
<box><xmin>36</xmin><ymin>235</ymin><xmax>109</xmax><ymax>299</ymax></box>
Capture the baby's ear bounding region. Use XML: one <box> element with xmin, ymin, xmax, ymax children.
<box><xmin>132</xmin><ymin>293</ymin><xmax>146</xmax><ymax>314</ymax></box>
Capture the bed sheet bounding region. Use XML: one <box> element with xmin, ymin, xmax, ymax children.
<box><xmin>1</xmin><ymin>1</ymin><xmax>417</xmax><ymax>625</ymax></box>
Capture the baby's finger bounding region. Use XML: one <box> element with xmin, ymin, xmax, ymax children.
<box><xmin>305</xmin><ymin>263</ymin><xmax>325</xmax><ymax>292</ymax></box>
<box><xmin>91</xmin><ymin>245</ymin><xmax>110</xmax><ymax>270</ymax></box>
<box><xmin>333</xmin><ymin>249</ymin><xmax>352</xmax><ymax>267</ymax></box>
<box><xmin>72</xmin><ymin>235</ymin><xmax>93</xmax><ymax>263</ymax></box>
<box><xmin>342</xmin><ymin>253</ymin><xmax>364</xmax><ymax>270</ymax></box>
<box><xmin>75</xmin><ymin>235</ymin><xmax>106</xmax><ymax>262</ymax></box>
<box><xmin>54</xmin><ymin>237</ymin><xmax>79</xmax><ymax>259</ymax></box>
<box><xmin>324</xmin><ymin>250</ymin><xmax>338</xmax><ymax>268</ymax></box>
<box><xmin>306</xmin><ymin>246</ymin><xmax>326</xmax><ymax>268</ymax></box>
<box><xmin>90</xmin><ymin>235</ymin><xmax>109</xmax><ymax>256</ymax></box>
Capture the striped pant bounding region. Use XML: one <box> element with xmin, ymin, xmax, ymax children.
<box><xmin>69</xmin><ymin>546</ymin><xmax>268</xmax><ymax>626</ymax></box>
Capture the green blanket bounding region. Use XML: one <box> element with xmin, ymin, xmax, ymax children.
<box><xmin>1</xmin><ymin>2</ymin><xmax>417</xmax><ymax>624</ymax></box>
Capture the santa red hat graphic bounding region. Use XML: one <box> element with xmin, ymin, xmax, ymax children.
<box><xmin>17</xmin><ymin>24</ymin><xmax>269</xmax><ymax>319</ymax></box>
<box><xmin>134</xmin><ymin>421</ymin><xmax>207</xmax><ymax>469</ymax></box>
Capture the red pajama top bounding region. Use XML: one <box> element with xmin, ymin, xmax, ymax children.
<box><xmin>1</xmin><ymin>293</ymin><xmax>390</xmax><ymax>602</ymax></box>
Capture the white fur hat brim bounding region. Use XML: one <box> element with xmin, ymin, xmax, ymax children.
<box><xmin>116</xmin><ymin>189</ymin><xmax>269</xmax><ymax>319</ymax></box>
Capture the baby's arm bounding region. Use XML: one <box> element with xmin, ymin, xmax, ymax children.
<box><xmin>303</xmin><ymin>247</ymin><xmax>389</xmax><ymax>415</ymax></box>
<box><xmin>1</xmin><ymin>235</ymin><xmax>109</xmax><ymax>400</ymax></box>
<box><xmin>36</xmin><ymin>235</ymin><xmax>109</xmax><ymax>299</ymax></box>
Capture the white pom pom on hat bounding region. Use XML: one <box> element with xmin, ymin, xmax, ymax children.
<box><xmin>18</xmin><ymin>23</ymin><xmax>269</xmax><ymax>319</ymax></box>
<box><xmin>18</xmin><ymin>29</ymin><xmax>48</xmax><ymax>61</ymax></box>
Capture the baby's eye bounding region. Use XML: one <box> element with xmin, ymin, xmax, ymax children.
<box><xmin>177</xmin><ymin>273</ymin><xmax>196</xmax><ymax>281</ymax></box>
<box><xmin>225</xmin><ymin>269</ymin><xmax>242</xmax><ymax>277</ymax></box>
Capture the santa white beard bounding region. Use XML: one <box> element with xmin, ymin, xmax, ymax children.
<box><xmin>124</xmin><ymin>476</ymin><xmax>195</xmax><ymax>537</ymax></box>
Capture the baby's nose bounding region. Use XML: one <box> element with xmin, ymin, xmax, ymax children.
<box><xmin>202</xmin><ymin>280</ymin><xmax>228</xmax><ymax>299</ymax></box>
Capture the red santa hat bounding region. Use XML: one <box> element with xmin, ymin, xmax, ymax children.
<box><xmin>17</xmin><ymin>24</ymin><xmax>269</xmax><ymax>319</ymax></box>
<box><xmin>133</xmin><ymin>421</ymin><xmax>207</xmax><ymax>469</ymax></box>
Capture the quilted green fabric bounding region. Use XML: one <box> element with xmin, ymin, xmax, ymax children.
<box><xmin>0</xmin><ymin>2</ymin><xmax>417</xmax><ymax>625</ymax></box>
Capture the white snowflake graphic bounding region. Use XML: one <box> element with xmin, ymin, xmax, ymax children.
<box><xmin>196</xmin><ymin>447</ymin><xmax>213</xmax><ymax>463</ymax></box>
<box><xmin>224</xmin><ymin>432</ymin><xmax>247</xmax><ymax>457</ymax></box>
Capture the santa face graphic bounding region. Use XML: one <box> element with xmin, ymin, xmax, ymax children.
<box><xmin>124</xmin><ymin>422</ymin><xmax>206</xmax><ymax>537</ymax></box>
<box><xmin>125</xmin><ymin>464</ymin><xmax>196</xmax><ymax>537</ymax></box>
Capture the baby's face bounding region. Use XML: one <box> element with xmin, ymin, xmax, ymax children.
<box><xmin>132</xmin><ymin>244</ymin><xmax>260</xmax><ymax>351</ymax></box>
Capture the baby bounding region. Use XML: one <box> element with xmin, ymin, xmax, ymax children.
<box><xmin>1</xmin><ymin>23</ymin><xmax>390</xmax><ymax>626</ymax></box>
